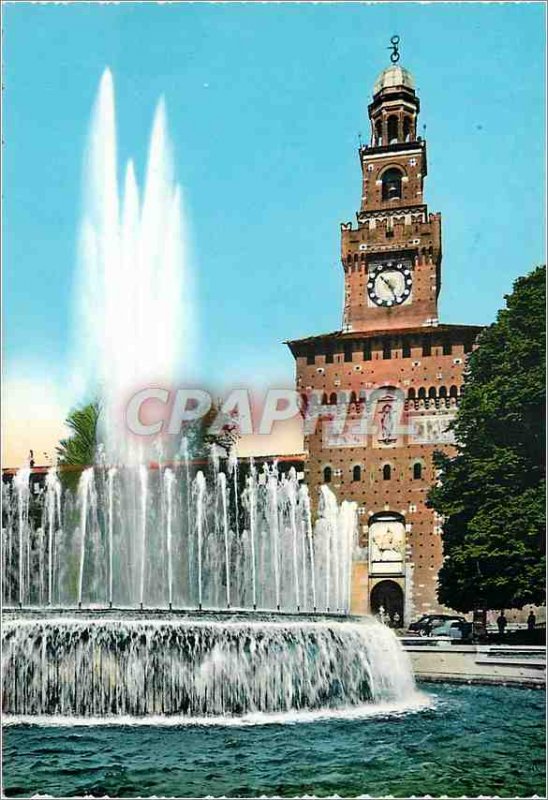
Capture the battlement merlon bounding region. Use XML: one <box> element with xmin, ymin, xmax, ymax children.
<box><xmin>340</xmin><ymin>210</ymin><xmax>442</xmax><ymax>250</ymax></box>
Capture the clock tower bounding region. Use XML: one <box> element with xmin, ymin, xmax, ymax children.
<box><xmin>286</xmin><ymin>45</ymin><xmax>483</xmax><ymax>624</ymax></box>
<box><xmin>342</xmin><ymin>62</ymin><xmax>441</xmax><ymax>333</ymax></box>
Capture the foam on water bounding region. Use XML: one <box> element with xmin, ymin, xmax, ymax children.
<box><xmin>2</xmin><ymin>693</ymin><xmax>432</xmax><ymax>728</ymax></box>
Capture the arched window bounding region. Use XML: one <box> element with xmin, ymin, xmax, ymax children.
<box><xmin>350</xmin><ymin>391</ymin><xmax>357</xmax><ymax>405</ymax></box>
<box><xmin>403</xmin><ymin>116</ymin><xmax>412</xmax><ymax>142</ymax></box>
<box><xmin>418</xmin><ymin>387</ymin><xmax>427</xmax><ymax>400</ymax></box>
<box><xmin>383</xmin><ymin>464</ymin><xmax>392</xmax><ymax>481</ymax></box>
<box><xmin>329</xmin><ymin>392</ymin><xmax>338</xmax><ymax>405</ymax></box>
<box><xmin>352</xmin><ymin>465</ymin><xmax>362</xmax><ymax>482</ymax></box>
<box><xmin>439</xmin><ymin>386</ymin><xmax>447</xmax><ymax>398</ymax></box>
<box><xmin>407</xmin><ymin>387</ymin><xmax>416</xmax><ymax>400</ymax></box>
<box><xmin>413</xmin><ymin>462</ymin><xmax>422</xmax><ymax>480</ymax></box>
<box><xmin>321</xmin><ymin>393</ymin><xmax>328</xmax><ymax>405</ymax></box>
<box><xmin>381</xmin><ymin>168</ymin><xmax>403</xmax><ymax>201</ymax></box>
<box><xmin>375</xmin><ymin>119</ymin><xmax>382</xmax><ymax>145</ymax></box>
<box><xmin>323</xmin><ymin>466</ymin><xmax>332</xmax><ymax>484</ymax></box>
<box><xmin>387</xmin><ymin>115</ymin><xmax>398</xmax><ymax>144</ymax></box>
<box><xmin>428</xmin><ymin>387</ymin><xmax>437</xmax><ymax>399</ymax></box>
<box><xmin>449</xmin><ymin>385</ymin><xmax>459</xmax><ymax>398</ymax></box>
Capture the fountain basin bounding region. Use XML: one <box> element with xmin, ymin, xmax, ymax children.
<box><xmin>2</xmin><ymin>612</ymin><xmax>415</xmax><ymax>718</ymax></box>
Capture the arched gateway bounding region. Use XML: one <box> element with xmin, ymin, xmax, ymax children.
<box><xmin>370</xmin><ymin>580</ymin><xmax>404</xmax><ymax>626</ymax></box>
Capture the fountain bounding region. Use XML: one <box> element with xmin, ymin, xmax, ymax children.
<box><xmin>2</xmin><ymin>614</ymin><xmax>414</xmax><ymax>718</ymax></box>
<box><xmin>1</xmin><ymin>69</ymin><xmax>417</xmax><ymax>721</ymax></box>
<box><xmin>2</xmin><ymin>462</ymin><xmax>357</xmax><ymax>613</ymax></box>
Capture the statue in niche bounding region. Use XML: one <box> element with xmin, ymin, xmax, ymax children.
<box><xmin>377</xmin><ymin>397</ymin><xmax>399</xmax><ymax>445</ymax></box>
<box><xmin>379</xmin><ymin>402</ymin><xmax>394</xmax><ymax>441</ymax></box>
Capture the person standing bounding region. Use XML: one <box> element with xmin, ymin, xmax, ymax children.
<box><xmin>497</xmin><ymin>611</ymin><xmax>508</xmax><ymax>638</ymax></box>
<box><xmin>527</xmin><ymin>610</ymin><xmax>536</xmax><ymax>631</ymax></box>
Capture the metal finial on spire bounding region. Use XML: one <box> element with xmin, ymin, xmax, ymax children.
<box><xmin>388</xmin><ymin>35</ymin><xmax>400</xmax><ymax>64</ymax></box>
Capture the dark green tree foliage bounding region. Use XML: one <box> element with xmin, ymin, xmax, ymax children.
<box><xmin>57</xmin><ymin>401</ymin><xmax>101</xmax><ymax>468</ymax></box>
<box><xmin>430</xmin><ymin>266</ymin><xmax>546</xmax><ymax>612</ymax></box>
<box><xmin>56</xmin><ymin>401</ymin><xmax>101</xmax><ymax>490</ymax></box>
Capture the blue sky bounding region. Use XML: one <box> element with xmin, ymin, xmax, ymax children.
<box><xmin>2</xmin><ymin>2</ymin><xmax>546</xmax><ymax>459</ymax></box>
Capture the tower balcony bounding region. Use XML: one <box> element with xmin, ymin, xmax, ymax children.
<box><xmin>359</xmin><ymin>138</ymin><xmax>425</xmax><ymax>160</ymax></box>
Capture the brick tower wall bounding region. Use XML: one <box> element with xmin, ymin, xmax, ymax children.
<box><xmin>290</xmin><ymin>325</ymin><xmax>482</xmax><ymax>622</ymax></box>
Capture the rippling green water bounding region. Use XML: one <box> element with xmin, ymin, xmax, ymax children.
<box><xmin>2</xmin><ymin>683</ymin><xmax>545</xmax><ymax>798</ymax></box>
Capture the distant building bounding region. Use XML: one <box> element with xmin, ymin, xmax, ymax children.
<box><xmin>287</xmin><ymin>58</ymin><xmax>483</xmax><ymax>625</ymax></box>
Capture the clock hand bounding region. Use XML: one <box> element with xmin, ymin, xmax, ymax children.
<box><xmin>380</xmin><ymin>275</ymin><xmax>397</xmax><ymax>297</ymax></box>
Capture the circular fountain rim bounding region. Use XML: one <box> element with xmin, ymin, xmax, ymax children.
<box><xmin>2</xmin><ymin>605</ymin><xmax>364</xmax><ymax>625</ymax></box>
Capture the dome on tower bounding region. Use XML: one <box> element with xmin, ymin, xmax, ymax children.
<box><xmin>373</xmin><ymin>65</ymin><xmax>415</xmax><ymax>95</ymax></box>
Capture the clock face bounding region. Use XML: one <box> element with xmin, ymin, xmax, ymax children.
<box><xmin>367</xmin><ymin>262</ymin><xmax>412</xmax><ymax>307</ymax></box>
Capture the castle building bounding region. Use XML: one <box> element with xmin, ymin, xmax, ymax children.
<box><xmin>287</xmin><ymin>56</ymin><xmax>483</xmax><ymax>625</ymax></box>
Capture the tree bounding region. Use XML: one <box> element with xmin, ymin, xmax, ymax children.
<box><xmin>56</xmin><ymin>398</ymin><xmax>239</xmax><ymax>486</ymax></box>
<box><xmin>56</xmin><ymin>401</ymin><xmax>100</xmax><ymax>488</ymax></box>
<box><xmin>429</xmin><ymin>265</ymin><xmax>545</xmax><ymax>612</ymax></box>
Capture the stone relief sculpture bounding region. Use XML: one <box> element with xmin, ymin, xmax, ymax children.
<box><xmin>410</xmin><ymin>414</ymin><xmax>456</xmax><ymax>445</ymax></box>
<box><xmin>369</xmin><ymin>521</ymin><xmax>405</xmax><ymax>564</ymax></box>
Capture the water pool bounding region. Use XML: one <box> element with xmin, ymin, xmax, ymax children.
<box><xmin>2</xmin><ymin>683</ymin><xmax>545</xmax><ymax>798</ymax></box>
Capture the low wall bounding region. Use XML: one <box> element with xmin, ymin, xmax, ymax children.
<box><xmin>402</xmin><ymin>639</ymin><xmax>546</xmax><ymax>687</ymax></box>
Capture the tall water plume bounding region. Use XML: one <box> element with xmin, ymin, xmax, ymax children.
<box><xmin>75</xmin><ymin>69</ymin><xmax>192</xmax><ymax>464</ymax></box>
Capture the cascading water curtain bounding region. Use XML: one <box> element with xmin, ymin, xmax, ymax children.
<box><xmin>2</xmin><ymin>618</ymin><xmax>415</xmax><ymax>717</ymax></box>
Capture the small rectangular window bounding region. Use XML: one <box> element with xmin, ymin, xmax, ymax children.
<box><xmin>326</xmin><ymin>349</ymin><xmax>334</xmax><ymax>364</ymax></box>
<box><xmin>442</xmin><ymin>340</ymin><xmax>452</xmax><ymax>356</ymax></box>
<box><xmin>363</xmin><ymin>342</ymin><xmax>372</xmax><ymax>361</ymax></box>
<box><xmin>344</xmin><ymin>344</ymin><xmax>353</xmax><ymax>362</ymax></box>
<box><xmin>402</xmin><ymin>340</ymin><xmax>411</xmax><ymax>358</ymax></box>
<box><xmin>383</xmin><ymin>340</ymin><xmax>391</xmax><ymax>360</ymax></box>
<box><xmin>422</xmin><ymin>338</ymin><xmax>431</xmax><ymax>357</ymax></box>
<box><xmin>306</xmin><ymin>351</ymin><xmax>315</xmax><ymax>365</ymax></box>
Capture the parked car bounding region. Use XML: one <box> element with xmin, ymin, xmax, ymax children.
<box><xmin>430</xmin><ymin>619</ymin><xmax>473</xmax><ymax>641</ymax></box>
<box><xmin>407</xmin><ymin>613</ymin><xmax>466</xmax><ymax>637</ymax></box>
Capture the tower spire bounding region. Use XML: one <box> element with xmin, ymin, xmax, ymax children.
<box><xmin>388</xmin><ymin>35</ymin><xmax>400</xmax><ymax>65</ymax></box>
